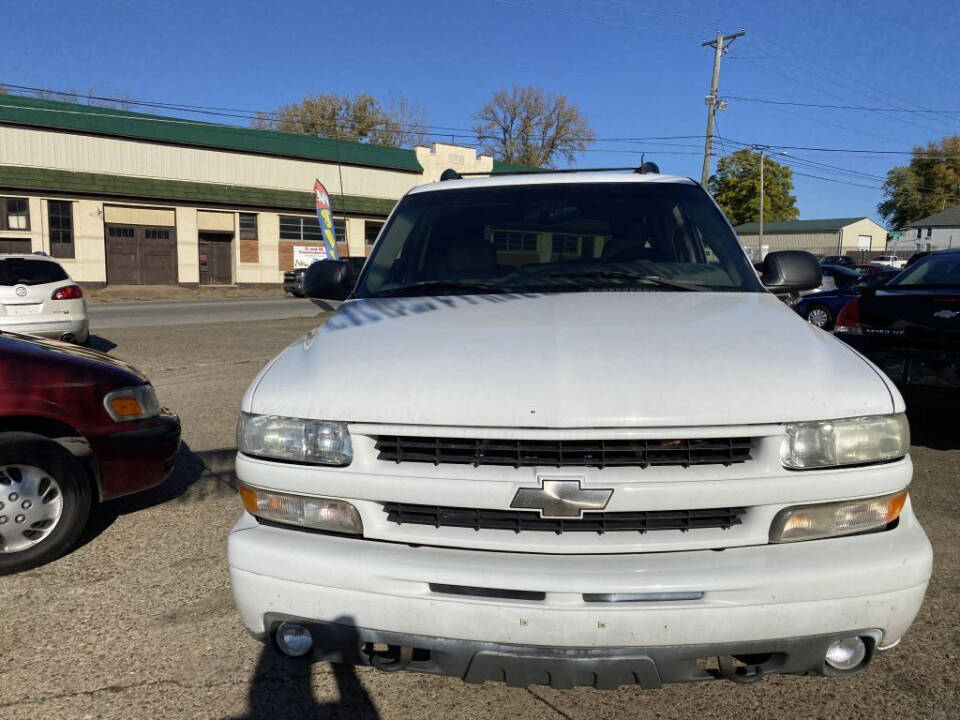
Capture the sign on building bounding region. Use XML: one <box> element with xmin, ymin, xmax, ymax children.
<box><xmin>293</xmin><ymin>245</ymin><xmax>327</xmax><ymax>268</ymax></box>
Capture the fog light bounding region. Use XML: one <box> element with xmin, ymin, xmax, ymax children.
<box><xmin>276</xmin><ymin>622</ymin><xmax>313</xmax><ymax>658</ymax></box>
<box><xmin>825</xmin><ymin>637</ymin><xmax>867</xmax><ymax>671</ymax></box>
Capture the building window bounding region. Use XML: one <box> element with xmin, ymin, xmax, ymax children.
<box><xmin>926</xmin><ymin>227</ymin><xmax>932</xmax><ymax>239</ymax></box>
<box><xmin>280</xmin><ymin>215</ymin><xmax>346</xmax><ymax>245</ymax></box>
<box><xmin>108</xmin><ymin>226</ymin><xmax>134</xmax><ymax>238</ymax></box>
<box><xmin>492</xmin><ymin>230</ymin><xmax>537</xmax><ymax>252</ymax></box>
<box><xmin>365</xmin><ymin>221</ymin><xmax>383</xmax><ymax>245</ymax></box>
<box><xmin>1</xmin><ymin>197</ymin><xmax>30</xmax><ymax>230</ymax></box>
<box><xmin>47</xmin><ymin>200</ymin><xmax>74</xmax><ymax>259</ymax></box>
<box><xmin>239</xmin><ymin>213</ymin><xmax>258</xmax><ymax>241</ymax></box>
<box><xmin>145</xmin><ymin>229</ymin><xmax>170</xmax><ymax>240</ymax></box>
<box><xmin>916</xmin><ymin>228</ymin><xmax>922</xmax><ymax>239</ymax></box>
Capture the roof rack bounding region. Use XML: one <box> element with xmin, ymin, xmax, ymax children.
<box><xmin>440</xmin><ymin>162</ymin><xmax>661</xmax><ymax>181</ymax></box>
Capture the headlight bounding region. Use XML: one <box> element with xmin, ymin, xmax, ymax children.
<box><xmin>237</xmin><ymin>412</ymin><xmax>352</xmax><ymax>466</ymax></box>
<box><xmin>103</xmin><ymin>385</ymin><xmax>160</xmax><ymax>422</ymax></box>
<box><xmin>780</xmin><ymin>414</ymin><xmax>909</xmax><ymax>469</ymax></box>
<box><xmin>770</xmin><ymin>491</ymin><xmax>907</xmax><ymax>543</ymax></box>
<box><xmin>239</xmin><ymin>485</ymin><xmax>362</xmax><ymax>534</ymax></box>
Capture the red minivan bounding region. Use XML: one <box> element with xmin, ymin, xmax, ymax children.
<box><xmin>0</xmin><ymin>331</ymin><xmax>180</xmax><ymax>573</ymax></box>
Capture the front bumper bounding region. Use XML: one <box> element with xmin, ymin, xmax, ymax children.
<box><xmin>228</xmin><ymin>501</ymin><xmax>931</xmax><ymax>686</ymax></box>
<box><xmin>84</xmin><ymin>410</ymin><xmax>181</xmax><ymax>500</ymax></box>
<box><xmin>263</xmin><ymin>618</ymin><xmax>883</xmax><ymax>689</ymax></box>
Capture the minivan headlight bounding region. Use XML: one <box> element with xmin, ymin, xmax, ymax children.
<box><xmin>237</xmin><ymin>412</ymin><xmax>352</xmax><ymax>465</ymax></box>
<box><xmin>770</xmin><ymin>491</ymin><xmax>907</xmax><ymax>543</ymax></box>
<box><xmin>780</xmin><ymin>414</ymin><xmax>909</xmax><ymax>469</ymax></box>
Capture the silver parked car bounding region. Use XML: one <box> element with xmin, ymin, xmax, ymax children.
<box><xmin>0</xmin><ymin>254</ymin><xmax>89</xmax><ymax>343</ymax></box>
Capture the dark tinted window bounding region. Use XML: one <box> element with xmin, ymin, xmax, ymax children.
<box><xmin>0</xmin><ymin>259</ymin><xmax>68</xmax><ymax>286</ymax></box>
<box><xmin>357</xmin><ymin>182</ymin><xmax>761</xmax><ymax>297</ymax></box>
<box><xmin>891</xmin><ymin>253</ymin><xmax>960</xmax><ymax>286</ymax></box>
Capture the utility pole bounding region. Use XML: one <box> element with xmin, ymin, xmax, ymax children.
<box><xmin>701</xmin><ymin>29</ymin><xmax>745</xmax><ymax>186</ymax></box>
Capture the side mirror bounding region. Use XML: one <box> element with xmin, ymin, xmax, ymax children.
<box><xmin>760</xmin><ymin>251</ymin><xmax>822</xmax><ymax>294</ymax></box>
<box><xmin>302</xmin><ymin>260</ymin><xmax>354</xmax><ymax>300</ymax></box>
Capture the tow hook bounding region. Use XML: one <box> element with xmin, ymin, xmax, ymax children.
<box><xmin>368</xmin><ymin>644</ymin><xmax>414</xmax><ymax>672</ymax></box>
<box><xmin>717</xmin><ymin>655</ymin><xmax>766</xmax><ymax>684</ymax></box>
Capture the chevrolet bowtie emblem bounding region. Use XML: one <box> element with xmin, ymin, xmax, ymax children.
<box><xmin>510</xmin><ymin>478</ymin><xmax>613</xmax><ymax>519</ymax></box>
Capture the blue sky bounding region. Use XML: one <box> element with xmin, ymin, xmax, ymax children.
<box><xmin>2</xmin><ymin>0</ymin><xmax>958</xmax><ymax>225</ymax></box>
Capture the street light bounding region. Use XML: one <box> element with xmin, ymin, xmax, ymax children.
<box><xmin>751</xmin><ymin>144</ymin><xmax>787</xmax><ymax>258</ymax></box>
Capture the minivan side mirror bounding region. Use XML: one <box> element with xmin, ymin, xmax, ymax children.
<box><xmin>760</xmin><ymin>251</ymin><xmax>822</xmax><ymax>294</ymax></box>
<box><xmin>302</xmin><ymin>260</ymin><xmax>354</xmax><ymax>300</ymax></box>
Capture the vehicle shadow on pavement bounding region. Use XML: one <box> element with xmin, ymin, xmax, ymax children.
<box><xmin>76</xmin><ymin>441</ymin><xmax>238</xmax><ymax>551</ymax></box>
<box><xmin>227</xmin><ymin>622</ymin><xmax>380</xmax><ymax>720</ymax></box>
<box><xmin>907</xmin><ymin>406</ymin><xmax>959</xmax><ymax>451</ymax></box>
<box><xmin>86</xmin><ymin>334</ymin><xmax>117</xmax><ymax>353</ymax></box>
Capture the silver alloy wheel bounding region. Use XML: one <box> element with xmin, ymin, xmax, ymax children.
<box><xmin>0</xmin><ymin>465</ymin><xmax>64</xmax><ymax>553</ymax></box>
<box><xmin>806</xmin><ymin>307</ymin><xmax>830</xmax><ymax>328</ymax></box>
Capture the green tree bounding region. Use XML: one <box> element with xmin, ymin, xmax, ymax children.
<box><xmin>473</xmin><ymin>86</ymin><xmax>594</xmax><ymax>168</ymax></box>
<box><xmin>708</xmin><ymin>149</ymin><xmax>799</xmax><ymax>227</ymax></box>
<box><xmin>251</xmin><ymin>93</ymin><xmax>427</xmax><ymax>147</ymax></box>
<box><xmin>878</xmin><ymin>136</ymin><xmax>960</xmax><ymax>228</ymax></box>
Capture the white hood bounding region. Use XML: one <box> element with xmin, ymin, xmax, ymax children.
<box><xmin>245</xmin><ymin>292</ymin><xmax>896</xmax><ymax>428</ymax></box>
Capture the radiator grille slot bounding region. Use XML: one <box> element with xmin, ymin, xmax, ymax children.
<box><xmin>373</xmin><ymin>435</ymin><xmax>752</xmax><ymax>468</ymax></box>
<box><xmin>383</xmin><ymin>502</ymin><xmax>745</xmax><ymax>535</ymax></box>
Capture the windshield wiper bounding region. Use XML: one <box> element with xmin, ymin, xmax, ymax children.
<box><xmin>365</xmin><ymin>280</ymin><xmax>515</xmax><ymax>298</ymax></box>
<box><xmin>534</xmin><ymin>271</ymin><xmax>707</xmax><ymax>291</ymax></box>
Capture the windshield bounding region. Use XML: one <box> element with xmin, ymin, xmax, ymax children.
<box><xmin>0</xmin><ymin>258</ymin><xmax>68</xmax><ymax>286</ymax></box>
<box><xmin>355</xmin><ymin>182</ymin><xmax>762</xmax><ymax>297</ymax></box>
<box><xmin>888</xmin><ymin>253</ymin><xmax>960</xmax><ymax>287</ymax></box>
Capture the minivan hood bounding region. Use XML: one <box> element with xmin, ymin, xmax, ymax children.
<box><xmin>247</xmin><ymin>292</ymin><xmax>896</xmax><ymax>427</ymax></box>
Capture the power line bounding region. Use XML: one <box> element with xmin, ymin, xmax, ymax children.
<box><xmin>725</xmin><ymin>95</ymin><xmax>960</xmax><ymax>114</ymax></box>
<box><xmin>738</xmin><ymin>36</ymin><xmax>960</xmax><ymax>137</ymax></box>
<box><xmin>0</xmin><ymin>82</ymin><xmax>710</xmax><ymax>145</ymax></box>
<box><xmin>748</xmin><ymin>29</ymin><xmax>960</xmax><ymax>134</ymax></box>
<box><xmin>491</xmin><ymin>0</ymin><xmax>689</xmax><ymax>36</ymax></box>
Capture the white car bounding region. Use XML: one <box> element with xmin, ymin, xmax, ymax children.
<box><xmin>0</xmin><ymin>254</ymin><xmax>89</xmax><ymax>343</ymax></box>
<box><xmin>870</xmin><ymin>255</ymin><xmax>907</xmax><ymax>269</ymax></box>
<box><xmin>228</xmin><ymin>170</ymin><xmax>931</xmax><ymax>690</ymax></box>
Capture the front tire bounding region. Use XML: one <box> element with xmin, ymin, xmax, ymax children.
<box><xmin>0</xmin><ymin>433</ymin><xmax>92</xmax><ymax>575</ymax></box>
<box><xmin>805</xmin><ymin>304</ymin><xmax>833</xmax><ymax>330</ymax></box>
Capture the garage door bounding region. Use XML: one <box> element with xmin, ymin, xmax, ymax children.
<box><xmin>105</xmin><ymin>224</ymin><xmax>177</xmax><ymax>285</ymax></box>
<box><xmin>0</xmin><ymin>238</ymin><xmax>32</xmax><ymax>254</ymax></box>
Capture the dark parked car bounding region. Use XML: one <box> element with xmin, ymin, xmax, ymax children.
<box><xmin>819</xmin><ymin>254</ymin><xmax>856</xmax><ymax>267</ymax></box>
<box><xmin>0</xmin><ymin>333</ymin><xmax>179</xmax><ymax>573</ymax></box>
<box><xmin>794</xmin><ymin>269</ymin><xmax>900</xmax><ymax>329</ymax></box>
<box><xmin>835</xmin><ymin>249</ymin><xmax>960</xmax><ymax>405</ymax></box>
<box><xmin>284</xmin><ymin>258</ymin><xmax>367</xmax><ymax>297</ymax></box>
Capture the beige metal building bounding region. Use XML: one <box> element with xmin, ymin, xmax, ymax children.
<box><xmin>0</xmin><ymin>94</ymin><xmax>518</xmax><ymax>286</ymax></box>
<box><xmin>734</xmin><ymin>217</ymin><xmax>889</xmax><ymax>261</ymax></box>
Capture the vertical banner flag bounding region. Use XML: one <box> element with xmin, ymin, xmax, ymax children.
<box><xmin>314</xmin><ymin>179</ymin><xmax>339</xmax><ymax>260</ymax></box>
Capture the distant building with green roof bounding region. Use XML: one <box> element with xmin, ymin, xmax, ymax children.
<box><xmin>0</xmin><ymin>93</ymin><xmax>523</xmax><ymax>286</ymax></box>
<box><xmin>733</xmin><ymin>217</ymin><xmax>888</xmax><ymax>261</ymax></box>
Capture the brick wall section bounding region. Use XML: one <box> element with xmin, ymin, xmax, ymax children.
<box><xmin>239</xmin><ymin>239</ymin><xmax>259</xmax><ymax>263</ymax></box>
<box><xmin>278</xmin><ymin>241</ymin><xmax>352</xmax><ymax>270</ymax></box>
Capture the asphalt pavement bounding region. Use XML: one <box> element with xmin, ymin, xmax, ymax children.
<box><xmin>88</xmin><ymin>296</ymin><xmax>339</xmax><ymax>329</ymax></box>
<box><xmin>1</xmin><ymin>316</ymin><xmax>957</xmax><ymax>719</ymax></box>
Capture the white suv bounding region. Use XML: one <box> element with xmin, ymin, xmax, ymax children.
<box><xmin>228</xmin><ymin>170</ymin><xmax>931</xmax><ymax>689</ymax></box>
<box><xmin>0</xmin><ymin>254</ymin><xmax>88</xmax><ymax>343</ymax></box>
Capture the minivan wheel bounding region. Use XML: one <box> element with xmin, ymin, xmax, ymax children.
<box><xmin>0</xmin><ymin>433</ymin><xmax>92</xmax><ymax>575</ymax></box>
<box><xmin>805</xmin><ymin>304</ymin><xmax>833</xmax><ymax>330</ymax></box>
